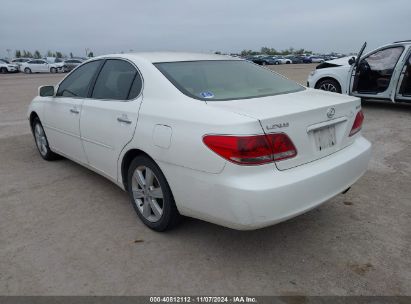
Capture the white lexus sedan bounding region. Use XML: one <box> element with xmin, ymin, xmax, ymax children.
<box><xmin>28</xmin><ymin>53</ymin><xmax>372</xmax><ymax>231</ymax></box>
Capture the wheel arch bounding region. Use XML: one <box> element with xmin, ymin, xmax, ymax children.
<box><xmin>314</xmin><ymin>76</ymin><xmax>342</xmax><ymax>91</ymax></box>
<box><xmin>29</xmin><ymin>111</ymin><xmax>40</xmax><ymax>131</ymax></box>
<box><xmin>120</xmin><ymin>148</ymin><xmax>156</xmax><ymax>190</ymax></box>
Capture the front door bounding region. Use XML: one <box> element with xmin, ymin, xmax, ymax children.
<box><xmin>350</xmin><ymin>46</ymin><xmax>405</xmax><ymax>100</ymax></box>
<box><xmin>79</xmin><ymin>59</ymin><xmax>143</xmax><ymax>180</ymax></box>
<box><xmin>395</xmin><ymin>50</ymin><xmax>411</xmax><ymax>102</ymax></box>
<box><xmin>43</xmin><ymin>97</ymin><xmax>86</xmax><ymax>163</ymax></box>
<box><xmin>43</xmin><ymin>59</ymin><xmax>103</xmax><ymax>163</ymax></box>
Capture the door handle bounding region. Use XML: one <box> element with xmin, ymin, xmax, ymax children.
<box><xmin>117</xmin><ymin>117</ymin><xmax>132</xmax><ymax>124</ymax></box>
<box><xmin>70</xmin><ymin>108</ymin><xmax>80</xmax><ymax>114</ymax></box>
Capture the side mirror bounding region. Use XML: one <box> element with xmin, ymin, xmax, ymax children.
<box><xmin>348</xmin><ymin>57</ymin><xmax>356</xmax><ymax>65</ymax></box>
<box><xmin>39</xmin><ymin>85</ymin><xmax>55</xmax><ymax>97</ymax></box>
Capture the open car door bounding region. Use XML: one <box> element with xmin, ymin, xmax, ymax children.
<box><xmin>348</xmin><ymin>42</ymin><xmax>367</xmax><ymax>94</ymax></box>
<box><xmin>394</xmin><ymin>48</ymin><xmax>411</xmax><ymax>102</ymax></box>
<box><xmin>349</xmin><ymin>42</ymin><xmax>405</xmax><ymax>101</ymax></box>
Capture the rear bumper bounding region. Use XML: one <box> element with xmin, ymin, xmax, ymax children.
<box><xmin>160</xmin><ymin>136</ymin><xmax>372</xmax><ymax>230</ymax></box>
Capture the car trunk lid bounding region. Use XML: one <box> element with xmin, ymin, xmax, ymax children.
<box><xmin>207</xmin><ymin>88</ymin><xmax>362</xmax><ymax>170</ymax></box>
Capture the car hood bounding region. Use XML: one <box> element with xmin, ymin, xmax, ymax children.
<box><xmin>326</xmin><ymin>56</ymin><xmax>355</xmax><ymax>66</ymax></box>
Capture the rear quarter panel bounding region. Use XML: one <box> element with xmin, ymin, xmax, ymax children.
<box><xmin>310</xmin><ymin>66</ymin><xmax>351</xmax><ymax>94</ymax></box>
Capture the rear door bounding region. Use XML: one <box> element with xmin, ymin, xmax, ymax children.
<box><xmin>43</xmin><ymin>60</ymin><xmax>103</xmax><ymax>163</ymax></box>
<box><xmin>29</xmin><ymin>60</ymin><xmax>41</xmax><ymax>72</ymax></box>
<box><xmin>80</xmin><ymin>58</ymin><xmax>143</xmax><ymax>180</ymax></box>
<box><xmin>349</xmin><ymin>45</ymin><xmax>405</xmax><ymax>100</ymax></box>
<box><xmin>394</xmin><ymin>47</ymin><xmax>411</xmax><ymax>102</ymax></box>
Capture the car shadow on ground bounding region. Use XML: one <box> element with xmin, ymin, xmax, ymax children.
<box><xmin>362</xmin><ymin>99</ymin><xmax>411</xmax><ymax>112</ymax></box>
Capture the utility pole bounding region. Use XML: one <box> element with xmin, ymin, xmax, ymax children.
<box><xmin>85</xmin><ymin>48</ymin><xmax>90</xmax><ymax>57</ymax></box>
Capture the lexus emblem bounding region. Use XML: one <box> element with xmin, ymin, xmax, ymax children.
<box><xmin>326</xmin><ymin>107</ymin><xmax>335</xmax><ymax>119</ymax></box>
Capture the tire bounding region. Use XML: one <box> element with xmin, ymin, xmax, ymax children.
<box><xmin>31</xmin><ymin>117</ymin><xmax>59</xmax><ymax>160</ymax></box>
<box><xmin>315</xmin><ymin>79</ymin><xmax>342</xmax><ymax>93</ymax></box>
<box><xmin>286</xmin><ymin>61</ymin><xmax>290</xmax><ymax>64</ymax></box>
<box><xmin>274</xmin><ymin>61</ymin><xmax>279</xmax><ymax>65</ymax></box>
<box><xmin>24</xmin><ymin>68</ymin><xmax>31</xmax><ymax>74</ymax></box>
<box><xmin>50</xmin><ymin>67</ymin><xmax>57</xmax><ymax>73</ymax></box>
<box><xmin>0</xmin><ymin>67</ymin><xmax>7</xmax><ymax>73</ymax></box>
<box><xmin>127</xmin><ymin>155</ymin><xmax>181</xmax><ymax>231</ymax></box>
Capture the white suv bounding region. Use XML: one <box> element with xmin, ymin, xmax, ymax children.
<box><xmin>0</xmin><ymin>59</ymin><xmax>19</xmax><ymax>73</ymax></box>
<box><xmin>307</xmin><ymin>40</ymin><xmax>411</xmax><ymax>103</ymax></box>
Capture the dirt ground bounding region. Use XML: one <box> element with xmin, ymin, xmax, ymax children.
<box><xmin>0</xmin><ymin>64</ymin><xmax>410</xmax><ymax>296</ymax></box>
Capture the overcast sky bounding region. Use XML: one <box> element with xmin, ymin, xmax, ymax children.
<box><xmin>1</xmin><ymin>0</ymin><xmax>410</xmax><ymax>58</ymax></box>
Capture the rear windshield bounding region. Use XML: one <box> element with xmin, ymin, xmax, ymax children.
<box><xmin>155</xmin><ymin>60</ymin><xmax>304</xmax><ymax>101</ymax></box>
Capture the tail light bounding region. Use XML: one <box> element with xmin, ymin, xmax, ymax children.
<box><xmin>349</xmin><ymin>110</ymin><xmax>364</xmax><ymax>136</ymax></box>
<box><xmin>203</xmin><ymin>133</ymin><xmax>297</xmax><ymax>165</ymax></box>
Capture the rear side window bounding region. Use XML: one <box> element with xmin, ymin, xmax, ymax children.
<box><xmin>57</xmin><ymin>60</ymin><xmax>102</xmax><ymax>97</ymax></box>
<box><xmin>128</xmin><ymin>73</ymin><xmax>143</xmax><ymax>99</ymax></box>
<box><xmin>92</xmin><ymin>59</ymin><xmax>141</xmax><ymax>100</ymax></box>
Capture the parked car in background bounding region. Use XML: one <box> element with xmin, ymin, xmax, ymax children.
<box><xmin>302</xmin><ymin>56</ymin><xmax>325</xmax><ymax>64</ymax></box>
<box><xmin>286</xmin><ymin>56</ymin><xmax>305</xmax><ymax>64</ymax></box>
<box><xmin>28</xmin><ymin>52</ymin><xmax>371</xmax><ymax>231</ymax></box>
<box><xmin>249</xmin><ymin>56</ymin><xmax>277</xmax><ymax>65</ymax></box>
<box><xmin>310</xmin><ymin>56</ymin><xmax>325</xmax><ymax>63</ymax></box>
<box><xmin>62</xmin><ymin>58</ymin><xmax>84</xmax><ymax>72</ymax></box>
<box><xmin>323</xmin><ymin>55</ymin><xmax>339</xmax><ymax>61</ymax></box>
<box><xmin>307</xmin><ymin>40</ymin><xmax>411</xmax><ymax>103</ymax></box>
<box><xmin>302</xmin><ymin>56</ymin><xmax>312</xmax><ymax>63</ymax></box>
<box><xmin>0</xmin><ymin>59</ymin><xmax>19</xmax><ymax>73</ymax></box>
<box><xmin>11</xmin><ymin>58</ymin><xmax>31</xmax><ymax>66</ymax></box>
<box><xmin>274</xmin><ymin>56</ymin><xmax>292</xmax><ymax>64</ymax></box>
<box><xmin>45</xmin><ymin>57</ymin><xmax>65</xmax><ymax>71</ymax></box>
<box><xmin>20</xmin><ymin>59</ymin><xmax>63</xmax><ymax>74</ymax></box>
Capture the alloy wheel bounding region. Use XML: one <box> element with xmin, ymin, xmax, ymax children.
<box><xmin>131</xmin><ymin>166</ymin><xmax>164</xmax><ymax>222</ymax></box>
<box><xmin>319</xmin><ymin>83</ymin><xmax>337</xmax><ymax>92</ymax></box>
<box><xmin>34</xmin><ymin>123</ymin><xmax>48</xmax><ymax>157</ymax></box>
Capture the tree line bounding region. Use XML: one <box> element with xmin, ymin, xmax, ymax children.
<box><xmin>14</xmin><ymin>50</ymin><xmax>94</xmax><ymax>59</ymax></box>
<box><xmin>239</xmin><ymin>47</ymin><xmax>313</xmax><ymax>57</ymax></box>
<box><xmin>213</xmin><ymin>47</ymin><xmax>314</xmax><ymax>56</ymax></box>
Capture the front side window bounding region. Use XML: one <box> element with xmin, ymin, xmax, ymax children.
<box><xmin>91</xmin><ymin>59</ymin><xmax>140</xmax><ymax>100</ymax></box>
<box><xmin>155</xmin><ymin>60</ymin><xmax>304</xmax><ymax>101</ymax></box>
<box><xmin>56</xmin><ymin>60</ymin><xmax>102</xmax><ymax>98</ymax></box>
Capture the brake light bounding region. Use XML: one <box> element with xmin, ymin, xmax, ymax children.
<box><xmin>349</xmin><ymin>110</ymin><xmax>364</xmax><ymax>136</ymax></box>
<box><xmin>203</xmin><ymin>133</ymin><xmax>297</xmax><ymax>165</ymax></box>
<box><xmin>266</xmin><ymin>133</ymin><xmax>298</xmax><ymax>161</ymax></box>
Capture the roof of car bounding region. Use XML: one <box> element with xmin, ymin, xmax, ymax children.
<box><xmin>393</xmin><ymin>40</ymin><xmax>411</xmax><ymax>44</ymax></box>
<box><xmin>99</xmin><ymin>52</ymin><xmax>240</xmax><ymax>63</ymax></box>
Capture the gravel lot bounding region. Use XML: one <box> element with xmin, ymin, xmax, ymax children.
<box><xmin>0</xmin><ymin>64</ymin><xmax>410</xmax><ymax>296</ymax></box>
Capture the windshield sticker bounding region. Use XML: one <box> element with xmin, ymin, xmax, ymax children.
<box><xmin>199</xmin><ymin>91</ymin><xmax>215</xmax><ymax>99</ymax></box>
